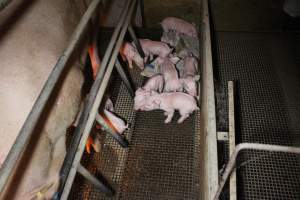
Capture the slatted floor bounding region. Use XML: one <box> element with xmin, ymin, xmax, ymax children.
<box><xmin>214</xmin><ymin>32</ymin><xmax>300</xmax><ymax>200</ymax></box>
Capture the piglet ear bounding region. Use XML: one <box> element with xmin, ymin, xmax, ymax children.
<box><xmin>194</xmin><ymin>75</ymin><xmax>200</xmax><ymax>82</ymax></box>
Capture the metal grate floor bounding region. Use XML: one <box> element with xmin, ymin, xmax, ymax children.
<box><xmin>68</xmin><ymin>29</ymin><xmax>201</xmax><ymax>200</ymax></box>
<box><xmin>214</xmin><ymin>32</ymin><xmax>300</xmax><ymax>200</ymax></box>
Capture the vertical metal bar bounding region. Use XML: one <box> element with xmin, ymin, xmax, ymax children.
<box><xmin>213</xmin><ymin>143</ymin><xmax>300</xmax><ymax>200</ymax></box>
<box><xmin>128</xmin><ymin>24</ymin><xmax>145</xmax><ymax>58</ymax></box>
<box><xmin>0</xmin><ymin>0</ymin><xmax>103</xmax><ymax>197</ymax></box>
<box><xmin>115</xmin><ymin>58</ymin><xmax>135</xmax><ymax>97</ymax></box>
<box><xmin>77</xmin><ymin>164</ymin><xmax>114</xmax><ymax>196</ymax></box>
<box><xmin>199</xmin><ymin>0</ymin><xmax>218</xmax><ymax>199</ymax></box>
<box><xmin>228</xmin><ymin>81</ymin><xmax>236</xmax><ymax>200</ymax></box>
<box><xmin>60</xmin><ymin>1</ymin><xmax>137</xmax><ymax>199</ymax></box>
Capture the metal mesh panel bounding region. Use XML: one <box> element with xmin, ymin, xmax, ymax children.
<box><xmin>214</xmin><ymin>32</ymin><xmax>300</xmax><ymax>199</ymax></box>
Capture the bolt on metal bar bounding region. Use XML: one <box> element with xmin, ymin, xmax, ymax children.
<box><xmin>128</xmin><ymin>24</ymin><xmax>145</xmax><ymax>58</ymax></box>
<box><xmin>115</xmin><ymin>58</ymin><xmax>135</xmax><ymax>97</ymax></box>
<box><xmin>228</xmin><ymin>81</ymin><xmax>236</xmax><ymax>200</ymax></box>
<box><xmin>213</xmin><ymin>143</ymin><xmax>300</xmax><ymax>200</ymax></box>
<box><xmin>0</xmin><ymin>0</ymin><xmax>103</xmax><ymax>196</ymax></box>
<box><xmin>77</xmin><ymin>164</ymin><xmax>114</xmax><ymax>196</ymax></box>
<box><xmin>60</xmin><ymin>0</ymin><xmax>137</xmax><ymax>199</ymax></box>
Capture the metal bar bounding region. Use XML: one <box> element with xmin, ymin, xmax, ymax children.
<box><xmin>213</xmin><ymin>143</ymin><xmax>300</xmax><ymax>200</ymax></box>
<box><xmin>199</xmin><ymin>0</ymin><xmax>218</xmax><ymax>199</ymax></box>
<box><xmin>95</xmin><ymin>113</ymin><xmax>129</xmax><ymax>147</ymax></box>
<box><xmin>139</xmin><ymin>0</ymin><xmax>146</xmax><ymax>27</ymax></box>
<box><xmin>77</xmin><ymin>164</ymin><xmax>114</xmax><ymax>196</ymax></box>
<box><xmin>58</xmin><ymin>0</ymin><xmax>133</xmax><ymax>197</ymax></box>
<box><xmin>0</xmin><ymin>0</ymin><xmax>12</xmax><ymax>11</ymax></box>
<box><xmin>228</xmin><ymin>81</ymin><xmax>236</xmax><ymax>200</ymax></box>
<box><xmin>0</xmin><ymin>0</ymin><xmax>102</xmax><ymax>196</ymax></box>
<box><xmin>60</xmin><ymin>0</ymin><xmax>137</xmax><ymax>199</ymax></box>
<box><xmin>128</xmin><ymin>24</ymin><xmax>145</xmax><ymax>58</ymax></box>
<box><xmin>115</xmin><ymin>58</ymin><xmax>135</xmax><ymax>97</ymax></box>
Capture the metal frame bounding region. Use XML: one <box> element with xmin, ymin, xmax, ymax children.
<box><xmin>213</xmin><ymin>143</ymin><xmax>300</xmax><ymax>200</ymax></box>
<box><xmin>0</xmin><ymin>0</ymin><xmax>145</xmax><ymax>198</ymax></box>
<box><xmin>228</xmin><ymin>81</ymin><xmax>236</xmax><ymax>200</ymax></box>
<box><xmin>0</xmin><ymin>0</ymin><xmax>103</xmax><ymax>197</ymax></box>
<box><xmin>199</xmin><ymin>0</ymin><xmax>219</xmax><ymax>199</ymax></box>
<box><xmin>59</xmin><ymin>0</ymin><xmax>145</xmax><ymax>198</ymax></box>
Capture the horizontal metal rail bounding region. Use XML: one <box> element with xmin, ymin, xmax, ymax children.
<box><xmin>0</xmin><ymin>0</ymin><xmax>102</xmax><ymax>197</ymax></box>
<box><xmin>213</xmin><ymin>143</ymin><xmax>300</xmax><ymax>200</ymax></box>
<box><xmin>59</xmin><ymin>0</ymin><xmax>138</xmax><ymax>199</ymax></box>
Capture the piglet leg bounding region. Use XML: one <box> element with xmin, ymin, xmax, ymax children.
<box><xmin>177</xmin><ymin>113</ymin><xmax>190</xmax><ymax>124</ymax></box>
<box><xmin>164</xmin><ymin>110</ymin><xmax>174</xmax><ymax>123</ymax></box>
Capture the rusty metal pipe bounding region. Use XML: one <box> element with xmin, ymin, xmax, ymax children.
<box><xmin>213</xmin><ymin>143</ymin><xmax>300</xmax><ymax>200</ymax></box>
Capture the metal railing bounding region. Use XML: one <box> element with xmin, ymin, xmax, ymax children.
<box><xmin>58</xmin><ymin>0</ymin><xmax>145</xmax><ymax>198</ymax></box>
<box><xmin>0</xmin><ymin>0</ymin><xmax>145</xmax><ymax>199</ymax></box>
<box><xmin>213</xmin><ymin>143</ymin><xmax>300</xmax><ymax>200</ymax></box>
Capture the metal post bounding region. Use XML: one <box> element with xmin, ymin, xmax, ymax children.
<box><xmin>59</xmin><ymin>0</ymin><xmax>137</xmax><ymax>199</ymax></box>
<box><xmin>228</xmin><ymin>81</ymin><xmax>236</xmax><ymax>200</ymax></box>
<box><xmin>115</xmin><ymin>58</ymin><xmax>135</xmax><ymax>97</ymax></box>
<box><xmin>213</xmin><ymin>143</ymin><xmax>300</xmax><ymax>200</ymax></box>
<box><xmin>199</xmin><ymin>0</ymin><xmax>218</xmax><ymax>199</ymax></box>
<box><xmin>95</xmin><ymin>113</ymin><xmax>129</xmax><ymax>148</ymax></box>
<box><xmin>0</xmin><ymin>0</ymin><xmax>103</xmax><ymax>197</ymax></box>
<box><xmin>77</xmin><ymin>164</ymin><xmax>114</xmax><ymax>196</ymax></box>
<box><xmin>128</xmin><ymin>24</ymin><xmax>145</xmax><ymax>58</ymax></box>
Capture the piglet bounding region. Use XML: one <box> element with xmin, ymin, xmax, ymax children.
<box><xmin>121</xmin><ymin>42</ymin><xmax>144</xmax><ymax>69</ymax></box>
<box><xmin>161</xmin><ymin>17</ymin><xmax>198</xmax><ymax>38</ymax></box>
<box><xmin>143</xmin><ymin>74</ymin><xmax>164</xmax><ymax>92</ymax></box>
<box><xmin>158</xmin><ymin>57</ymin><xmax>182</xmax><ymax>92</ymax></box>
<box><xmin>134</xmin><ymin>88</ymin><xmax>151</xmax><ymax>111</ymax></box>
<box><xmin>180</xmin><ymin>56</ymin><xmax>200</xmax><ymax>97</ymax></box>
<box><xmin>138</xmin><ymin>39</ymin><xmax>172</xmax><ymax>61</ymax></box>
<box><xmin>142</xmin><ymin>91</ymin><xmax>199</xmax><ymax>123</ymax></box>
<box><xmin>161</xmin><ymin>30</ymin><xmax>180</xmax><ymax>47</ymax></box>
<box><xmin>103</xmin><ymin>109</ymin><xmax>128</xmax><ymax>134</ymax></box>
